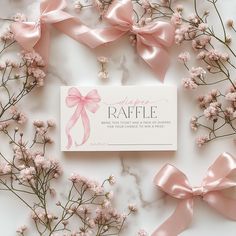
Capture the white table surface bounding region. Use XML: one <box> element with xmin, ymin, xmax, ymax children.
<box><xmin>0</xmin><ymin>0</ymin><xmax>236</xmax><ymax>235</ymax></box>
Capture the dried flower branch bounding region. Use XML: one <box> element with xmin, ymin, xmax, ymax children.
<box><xmin>74</xmin><ymin>0</ymin><xmax>113</xmax><ymax>17</ymax></box>
<box><xmin>0</xmin><ymin>121</ymin><xmax>135</xmax><ymax>235</ymax></box>
<box><xmin>133</xmin><ymin>0</ymin><xmax>236</xmax><ymax>146</ymax></box>
<box><xmin>97</xmin><ymin>56</ymin><xmax>109</xmax><ymax>80</ymax></box>
<box><xmin>0</xmin><ymin>16</ymin><xmax>46</xmax><ymax>124</ymax></box>
<box><xmin>173</xmin><ymin>0</ymin><xmax>236</xmax><ymax>146</ymax></box>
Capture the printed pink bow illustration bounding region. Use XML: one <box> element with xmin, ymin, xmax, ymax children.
<box><xmin>10</xmin><ymin>0</ymin><xmax>93</xmax><ymax>65</ymax></box>
<box><xmin>152</xmin><ymin>152</ymin><xmax>236</xmax><ymax>236</ymax></box>
<box><xmin>65</xmin><ymin>88</ymin><xmax>101</xmax><ymax>150</ymax></box>
<box><xmin>97</xmin><ymin>0</ymin><xmax>175</xmax><ymax>80</ymax></box>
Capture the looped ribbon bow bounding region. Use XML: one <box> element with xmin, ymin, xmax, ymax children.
<box><xmin>100</xmin><ymin>0</ymin><xmax>175</xmax><ymax>80</ymax></box>
<box><xmin>65</xmin><ymin>87</ymin><xmax>101</xmax><ymax>149</ymax></box>
<box><xmin>152</xmin><ymin>152</ymin><xmax>236</xmax><ymax>236</ymax></box>
<box><xmin>10</xmin><ymin>0</ymin><xmax>95</xmax><ymax>65</ymax></box>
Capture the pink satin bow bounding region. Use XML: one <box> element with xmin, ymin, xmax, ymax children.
<box><xmin>65</xmin><ymin>88</ymin><xmax>101</xmax><ymax>150</ymax></box>
<box><xmin>152</xmin><ymin>152</ymin><xmax>236</xmax><ymax>236</ymax></box>
<box><xmin>10</xmin><ymin>0</ymin><xmax>94</xmax><ymax>65</ymax></box>
<box><xmin>100</xmin><ymin>0</ymin><xmax>175</xmax><ymax>80</ymax></box>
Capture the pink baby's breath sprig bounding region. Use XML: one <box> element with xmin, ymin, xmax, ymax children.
<box><xmin>97</xmin><ymin>56</ymin><xmax>109</xmax><ymax>80</ymax></box>
<box><xmin>137</xmin><ymin>229</ymin><xmax>149</xmax><ymax>236</ymax></box>
<box><xmin>74</xmin><ymin>0</ymin><xmax>112</xmax><ymax>17</ymax></box>
<box><xmin>16</xmin><ymin>225</ymin><xmax>27</xmax><ymax>236</ymax></box>
<box><xmin>0</xmin><ymin>18</ymin><xmax>47</xmax><ymax>125</ymax></box>
<box><xmin>0</xmin><ymin>121</ymin><xmax>135</xmax><ymax>235</ymax></box>
<box><xmin>171</xmin><ymin>0</ymin><xmax>236</xmax><ymax>146</ymax></box>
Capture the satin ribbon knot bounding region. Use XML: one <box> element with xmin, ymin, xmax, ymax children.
<box><xmin>152</xmin><ymin>152</ymin><xmax>236</xmax><ymax>236</ymax></box>
<box><xmin>101</xmin><ymin>0</ymin><xmax>175</xmax><ymax>81</ymax></box>
<box><xmin>192</xmin><ymin>186</ymin><xmax>204</xmax><ymax>197</ymax></box>
<box><xmin>129</xmin><ymin>25</ymin><xmax>140</xmax><ymax>35</ymax></box>
<box><xmin>65</xmin><ymin>87</ymin><xmax>101</xmax><ymax>150</ymax></box>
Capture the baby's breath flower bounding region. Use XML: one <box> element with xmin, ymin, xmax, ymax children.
<box><xmin>108</xmin><ymin>175</ymin><xmax>116</xmax><ymax>185</ymax></box>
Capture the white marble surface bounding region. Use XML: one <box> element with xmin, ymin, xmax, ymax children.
<box><xmin>0</xmin><ymin>0</ymin><xmax>236</xmax><ymax>235</ymax></box>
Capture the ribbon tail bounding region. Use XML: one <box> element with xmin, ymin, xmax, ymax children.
<box><xmin>34</xmin><ymin>24</ymin><xmax>50</xmax><ymax>67</ymax></box>
<box><xmin>152</xmin><ymin>199</ymin><xmax>193</xmax><ymax>236</ymax></box>
<box><xmin>204</xmin><ymin>192</ymin><xmax>236</xmax><ymax>220</ymax></box>
<box><xmin>75</xmin><ymin>108</ymin><xmax>90</xmax><ymax>146</ymax></box>
<box><xmin>54</xmin><ymin>17</ymin><xmax>126</xmax><ymax>48</ymax></box>
<box><xmin>65</xmin><ymin>105</ymin><xmax>83</xmax><ymax>150</ymax></box>
<box><xmin>137</xmin><ymin>39</ymin><xmax>170</xmax><ymax>82</ymax></box>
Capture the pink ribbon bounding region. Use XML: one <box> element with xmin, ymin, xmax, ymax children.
<box><xmin>99</xmin><ymin>0</ymin><xmax>175</xmax><ymax>80</ymax></box>
<box><xmin>65</xmin><ymin>88</ymin><xmax>101</xmax><ymax>150</ymax></box>
<box><xmin>10</xmin><ymin>0</ymin><xmax>98</xmax><ymax>65</ymax></box>
<box><xmin>10</xmin><ymin>0</ymin><xmax>174</xmax><ymax>80</ymax></box>
<box><xmin>152</xmin><ymin>152</ymin><xmax>236</xmax><ymax>236</ymax></box>
<box><xmin>11</xmin><ymin>0</ymin><xmax>174</xmax><ymax>80</ymax></box>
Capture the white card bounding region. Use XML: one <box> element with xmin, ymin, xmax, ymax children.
<box><xmin>61</xmin><ymin>86</ymin><xmax>177</xmax><ymax>151</ymax></box>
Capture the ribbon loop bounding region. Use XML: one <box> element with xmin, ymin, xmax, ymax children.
<box><xmin>152</xmin><ymin>153</ymin><xmax>236</xmax><ymax>236</ymax></box>
<box><xmin>65</xmin><ymin>88</ymin><xmax>101</xmax><ymax>150</ymax></box>
<box><xmin>105</xmin><ymin>0</ymin><xmax>133</xmax><ymax>27</ymax></box>
<box><xmin>154</xmin><ymin>164</ymin><xmax>193</xmax><ymax>199</ymax></box>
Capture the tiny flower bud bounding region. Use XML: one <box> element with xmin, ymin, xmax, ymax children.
<box><xmin>227</xmin><ymin>19</ymin><xmax>234</xmax><ymax>28</ymax></box>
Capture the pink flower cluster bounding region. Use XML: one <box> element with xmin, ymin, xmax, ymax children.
<box><xmin>174</xmin><ymin>11</ymin><xmax>210</xmax><ymax>46</ymax></box>
<box><xmin>189</xmin><ymin>83</ymin><xmax>236</xmax><ymax>146</ymax></box>
<box><xmin>182</xmin><ymin>67</ymin><xmax>206</xmax><ymax>90</ymax></box>
<box><xmin>224</xmin><ymin>85</ymin><xmax>236</xmax><ymax>117</ymax></box>
<box><xmin>192</xmin><ymin>36</ymin><xmax>211</xmax><ymax>50</ymax></box>
<box><xmin>61</xmin><ymin>173</ymin><xmax>136</xmax><ymax>235</ymax></box>
<box><xmin>33</xmin><ymin>119</ymin><xmax>55</xmax><ymax>144</ymax></box>
<box><xmin>22</xmin><ymin>51</ymin><xmax>46</xmax><ymax>87</ymax></box>
<box><xmin>197</xmin><ymin>89</ymin><xmax>219</xmax><ymax>109</ymax></box>
<box><xmin>13</xmin><ymin>13</ymin><xmax>27</xmax><ymax>22</ymax></box>
<box><xmin>182</xmin><ymin>77</ymin><xmax>198</xmax><ymax>89</ymax></box>
<box><xmin>138</xmin><ymin>229</ymin><xmax>148</xmax><ymax>236</ymax></box>
<box><xmin>190</xmin><ymin>116</ymin><xmax>198</xmax><ymax>131</ymax></box>
<box><xmin>16</xmin><ymin>225</ymin><xmax>27</xmax><ymax>235</ymax></box>
<box><xmin>0</xmin><ymin>121</ymin><xmax>10</xmax><ymax>131</ymax></box>
<box><xmin>178</xmin><ymin>52</ymin><xmax>190</xmax><ymax>63</ymax></box>
<box><xmin>0</xmin><ymin>28</ymin><xmax>14</xmax><ymax>42</ymax></box>
<box><xmin>171</xmin><ymin>12</ymin><xmax>182</xmax><ymax>26</ymax></box>
<box><xmin>0</xmin><ymin>162</ymin><xmax>12</xmax><ymax>174</ymax></box>
<box><xmin>92</xmin><ymin>0</ymin><xmax>112</xmax><ymax>17</ymax></box>
<box><xmin>203</xmin><ymin>102</ymin><xmax>221</xmax><ymax>120</ymax></box>
<box><xmin>9</xmin><ymin>106</ymin><xmax>27</xmax><ymax>124</ymax></box>
<box><xmin>97</xmin><ymin>56</ymin><xmax>109</xmax><ymax>80</ymax></box>
<box><xmin>226</xmin><ymin>92</ymin><xmax>236</xmax><ymax>102</ymax></box>
<box><xmin>196</xmin><ymin>135</ymin><xmax>209</xmax><ymax>147</ymax></box>
<box><xmin>13</xmin><ymin>147</ymin><xmax>61</xmax><ymax>183</ymax></box>
<box><xmin>206</xmin><ymin>50</ymin><xmax>229</xmax><ymax>61</ymax></box>
<box><xmin>69</xmin><ymin>173</ymin><xmax>105</xmax><ymax>195</ymax></box>
<box><xmin>5</xmin><ymin>120</ymin><xmax>62</xmax><ymax>187</ymax></box>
